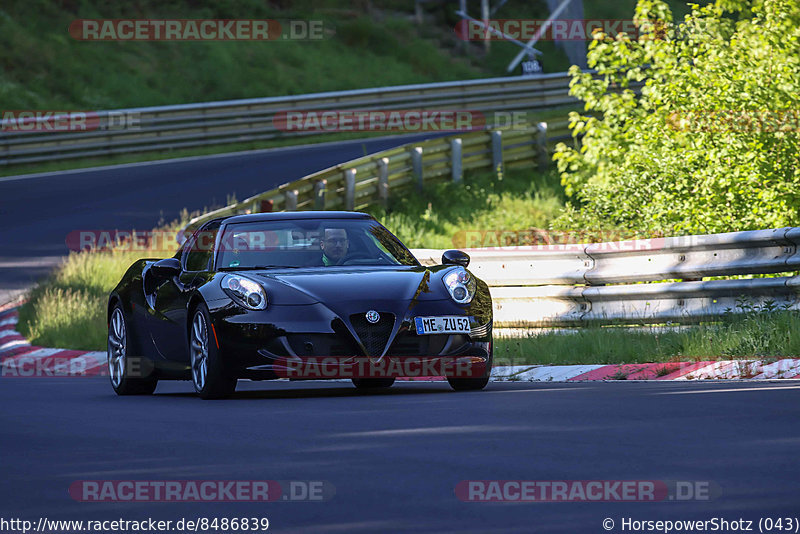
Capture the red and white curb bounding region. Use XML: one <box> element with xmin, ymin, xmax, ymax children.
<box><xmin>2</xmin><ymin>307</ymin><xmax>799</xmax><ymax>380</ymax></box>
<box><xmin>0</xmin><ymin>307</ymin><xmax>107</xmax><ymax>377</ymax></box>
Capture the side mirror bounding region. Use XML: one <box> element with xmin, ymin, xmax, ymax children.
<box><xmin>150</xmin><ymin>258</ymin><xmax>181</xmax><ymax>278</ymax></box>
<box><xmin>442</xmin><ymin>249</ymin><xmax>470</xmax><ymax>268</ymax></box>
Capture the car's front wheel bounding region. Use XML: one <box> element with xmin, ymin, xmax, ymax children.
<box><xmin>190</xmin><ymin>304</ymin><xmax>237</xmax><ymax>400</ymax></box>
<box><xmin>107</xmin><ymin>305</ymin><xmax>157</xmax><ymax>395</ymax></box>
<box><xmin>447</xmin><ymin>345</ymin><xmax>493</xmax><ymax>392</ymax></box>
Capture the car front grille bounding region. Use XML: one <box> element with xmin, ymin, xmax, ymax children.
<box><xmin>388</xmin><ymin>333</ymin><xmax>451</xmax><ymax>356</ymax></box>
<box><xmin>350</xmin><ymin>312</ymin><xmax>395</xmax><ymax>357</ymax></box>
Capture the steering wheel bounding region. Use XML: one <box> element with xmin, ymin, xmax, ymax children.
<box><xmin>341</xmin><ymin>252</ymin><xmax>374</xmax><ymax>265</ymax></box>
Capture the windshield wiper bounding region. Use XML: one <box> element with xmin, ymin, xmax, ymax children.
<box><xmin>218</xmin><ymin>265</ymin><xmax>302</xmax><ymax>271</ymax></box>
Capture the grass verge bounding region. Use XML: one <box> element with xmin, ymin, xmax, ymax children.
<box><xmin>367</xmin><ymin>167</ymin><xmax>566</xmax><ymax>249</ymax></box>
<box><xmin>493</xmin><ymin>312</ymin><xmax>800</xmax><ymax>366</ymax></box>
<box><xmin>16</xmin><ymin>225</ymin><xmax>183</xmax><ymax>351</ymax></box>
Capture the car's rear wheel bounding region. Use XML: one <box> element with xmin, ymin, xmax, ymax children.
<box><xmin>352</xmin><ymin>378</ymin><xmax>395</xmax><ymax>389</ymax></box>
<box><xmin>107</xmin><ymin>305</ymin><xmax>157</xmax><ymax>395</ymax></box>
<box><xmin>190</xmin><ymin>304</ymin><xmax>237</xmax><ymax>399</ymax></box>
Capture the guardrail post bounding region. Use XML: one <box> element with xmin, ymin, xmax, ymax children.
<box><xmin>314</xmin><ymin>179</ymin><xmax>326</xmax><ymax>210</ymax></box>
<box><xmin>414</xmin><ymin>0</ymin><xmax>423</xmax><ymax>24</ymax></box>
<box><xmin>285</xmin><ymin>190</ymin><xmax>298</xmax><ymax>211</ymax></box>
<box><xmin>491</xmin><ymin>130</ymin><xmax>503</xmax><ymax>181</ymax></box>
<box><xmin>344</xmin><ymin>168</ymin><xmax>356</xmax><ymax>210</ymax></box>
<box><xmin>411</xmin><ymin>147</ymin><xmax>423</xmax><ymax>192</ymax></box>
<box><xmin>378</xmin><ymin>157</ymin><xmax>390</xmax><ymax>208</ymax></box>
<box><xmin>450</xmin><ymin>138</ymin><xmax>463</xmax><ymax>183</ymax></box>
<box><xmin>536</xmin><ymin>122</ymin><xmax>548</xmax><ymax>172</ymax></box>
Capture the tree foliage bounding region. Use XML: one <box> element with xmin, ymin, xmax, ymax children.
<box><xmin>553</xmin><ymin>0</ymin><xmax>800</xmax><ymax>236</ymax></box>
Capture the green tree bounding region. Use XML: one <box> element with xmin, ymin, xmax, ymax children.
<box><xmin>553</xmin><ymin>0</ymin><xmax>800</xmax><ymax>236</ymax></box>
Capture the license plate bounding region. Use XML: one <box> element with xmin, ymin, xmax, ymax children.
<box><xmin>415</xmin><ymin>316</ymin><xmax>471</xmax><ymax>335</ymax></box>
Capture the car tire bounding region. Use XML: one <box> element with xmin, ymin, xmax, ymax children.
<box><xmin>190</xmin><ymin>304</ymin><xmax>237</xmax><ymax>400</ymax></box>
<box><xmin>447</xmin><ymin>343</ymin><xmax>493</xmax><ymax>392</ymax></box>
<box><xmin>352</xmin><ymin>378</ymin><xmax>395</xmax><ymax>389</ymax></box>
<box><xmin>107</xmin><ymin>304</ymin><xmax>157</xmax><ymax>395</ymax></box>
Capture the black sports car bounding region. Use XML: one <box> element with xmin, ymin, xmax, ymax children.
<box><xmin>107</xmin><ymin>212</ymin><xmax>493</xmax><ymax>398</ymax></box>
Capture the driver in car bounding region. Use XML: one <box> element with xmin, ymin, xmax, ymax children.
<box><xmin>320</xmin><ymin>228</ymin><xmax>349</xmax><ymax>266</ymax></box>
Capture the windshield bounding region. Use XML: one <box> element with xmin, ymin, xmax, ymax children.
<box><xmin>215</xmin><ymin>218</ymin><xmax>419</xmax><ymax>270</ymax></box>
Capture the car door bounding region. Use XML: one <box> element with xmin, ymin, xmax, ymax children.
<box><xmin>146</xmin><ymin>221</ymin><xmax>220</xmax><ymax>362</ymax></box>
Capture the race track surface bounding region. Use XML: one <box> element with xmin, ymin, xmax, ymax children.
<box><xmin>1</xmin><ymin>379</ymin><xmax>798</xmax><ymax>533</ymax></box>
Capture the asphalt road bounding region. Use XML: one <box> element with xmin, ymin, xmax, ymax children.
<box><xmin>1</xmin><ymin>379</ymin><xmax>798</xmax><ymax>533</ymax></box>
<box><xmin>0</xmin><ymin>133</ymin><xmax>444</xmax><ymax>304</ymax></box>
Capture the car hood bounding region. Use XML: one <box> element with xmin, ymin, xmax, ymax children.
<box><xmin>253</xmin><ymin>266</ymin><xmax>449</xmax><ymax>309</ymax></box>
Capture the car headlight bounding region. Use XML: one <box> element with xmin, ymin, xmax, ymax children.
<box><xmin>443</xmin><ymin>267</ymin><xmax>476</xmax><ymax>304</ymax></box>
<box><xmin>221</xmin><ymin>274</ymin><xmax>268</xmax><ymax>310</ymax></box>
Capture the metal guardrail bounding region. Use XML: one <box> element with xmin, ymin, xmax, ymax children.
<box><xmin>415</xmin><ymin>227</ymin><xmax>800</xmax><ymax>327</ymax></box>
<box><xmin>182</xmin><ymin>119</ymin><xmax>570</xmax><ymax>234</ymax></box>
<box><xmin>0</xmin><ymin>72</ymin><xmax>583</xmax><ymax>167</ymax></box>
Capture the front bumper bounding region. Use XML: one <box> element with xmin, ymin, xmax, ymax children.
<box><xmin>209</xmin><ymin>300</ymin><xmax>492</xmax><ymax>380</ymax></box>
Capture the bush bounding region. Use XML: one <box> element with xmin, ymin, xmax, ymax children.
<box><xmin>553</xmin><ymin>0</ymin><xmax>800</xmax><ymax>236</ymax></box>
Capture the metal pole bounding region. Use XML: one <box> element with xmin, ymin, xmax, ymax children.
<box><xmin>411</xmin><ymin>147</ymin><xmax>423</xmax><ymax>192</ymax></box>
<box><xmin>344</xmin><ymin>168</ymin><xmax>356</xmax><ymax>210</ymax></box>
<box><xmin>537</xmin><ymin>122</ymin><xmax>549</xmax><ymax>172</ymax></box>
<box><xmin>481</xmin><ymin>0</ymin><xmax>490</xmax><ymax>52</ymax></box>
<box><xmin>378</xmin><ymin>157</ymin><xmax>389</xmax><ymax>208</ymax></box>
<box><xmin>285</xmin><ymin>190</ymin><xmax>298</xmax><ymax>211</ymax></box>
<box><xmin>314</xmin><ymin>179</ymin><xmax>326</xmax><ymax>210</ymax></box>
<box><xmin>459</xmin><ymin>0</ymin><xmax>468</xmax><ymax>54</ymax></box>
<box><xmin>491</xmin><ymin>130</ymin><xmax>503</xmax><ymax>180</ymax></box>
<box><xmin>451</xmin><ymin>138</ymin><xmax>463</xmax><ymax>183</ymax></box>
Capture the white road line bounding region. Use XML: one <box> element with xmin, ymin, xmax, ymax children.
<box><xmin>657</xmin><ymin>385</ymin><xmax>800</xmax><ymax>394</ymax></box>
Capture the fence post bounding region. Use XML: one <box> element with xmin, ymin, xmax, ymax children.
<box><xmin>285</xmin><ymin>190</ymin><xmax>298</xmax><ymax>211</ymax></box>
<box><xmin>414</xmin><ymin>0</ymin><xmax>423</xmax><ymax>24</ymax></box>
<box><xmin>378</xmin><ymin>157</ymin><xmax>390</xmax><ymax>208</ymax></box>
<box><xmin>344</xmin><ymin>168</ymin><xmax>356</xmax><ymax>210</ymax></box>
<box><xmin>491</xmin><ymin>130</ymin><xmax>503</xmax><ymax>181</ymax></box>
<box><xmin>481</xmin><ymin>0</ymin><xmax>490</xmax><ymax>52</ymax></box>
<box><xmin>537</xmin><ymin>121</ymin><xmax>548</xmax><ymax>172</ymax></box>
<box><xmin>314</xmin><ymin>179</ymin><xmax>326</xmax><ymax>210</ymax></box>
<box><xmin>450</xmin><ymin>138</ymin><xmax>462</xmax><ymax>183</ymax></box>
<box><xmin>411</xmin><ymin>147</ymin><xmax>423</xmax><ymax>192</ymax></box>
